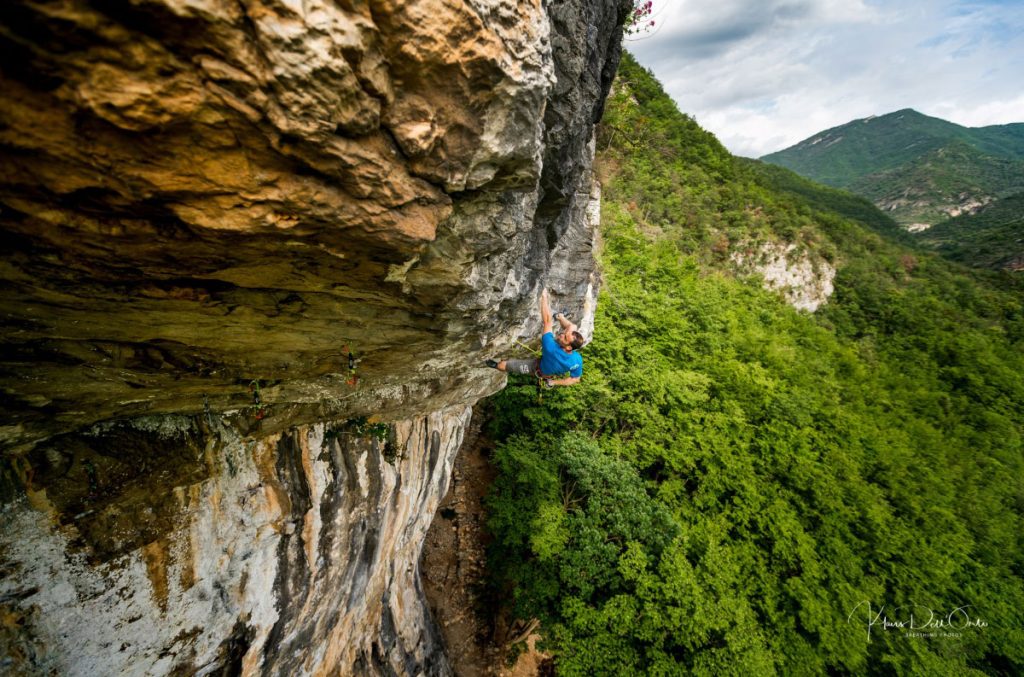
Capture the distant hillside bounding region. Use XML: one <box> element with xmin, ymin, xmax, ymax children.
<box><xmin>743</xmin><ymin>159</ymin><xmax>914</xmax><ymax>245</ymax></box>
<box><xmin>762</xmin><ymin>110</ymin><xmax>1024</xmax><ymax>228</ymax></box>
<box><xmin>917</xmin><ymin>191</ymin><xmax>1024</xmax><ymax>271</ymax></box>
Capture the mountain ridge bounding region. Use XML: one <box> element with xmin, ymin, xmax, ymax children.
<box><xmin>761</xmin><ymin>108</ymin><xmax>1024</xmax><ymax>228</ymax></box>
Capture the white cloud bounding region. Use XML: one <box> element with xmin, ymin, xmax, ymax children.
<box><xmin>626</xmin><ymin>0</ymin><xmax>1024</xmax><ymax>157</ymax></box>
<box><xmin>943</xmin><ymin>94</ymin><xmax>1024</xmax><ymax>127</ymax></box>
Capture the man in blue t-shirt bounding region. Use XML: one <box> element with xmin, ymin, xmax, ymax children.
<box><xmin>485</xmin><ymin>289</ymin><xmax>584</xmax><ymax>387</ymax></box>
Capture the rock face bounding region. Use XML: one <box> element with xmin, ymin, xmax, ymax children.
<box><xmin>0</xmin><ymin>0</ymin><xmax>628</xmax><ymax>674</ymax></box>
<box><xmin>0</xmin><ymin>0</ymin><xmax>625</xmax><ymax>451</ymax></box>
<box><xmin>2</xmin><ymin>408</ymin><xmax>467</xmax><ymax>675</ymax></box>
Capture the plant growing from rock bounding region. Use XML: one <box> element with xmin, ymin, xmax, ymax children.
<box><xmin>624</xmin><ymin>0</ymin><xmax>655</xmax><ymax>36</ymax></box>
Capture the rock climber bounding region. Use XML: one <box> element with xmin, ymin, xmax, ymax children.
<box><xmin>485</xmin><ymin>288</ymin><xmax>584</xmax><ymax>387</ymax></box>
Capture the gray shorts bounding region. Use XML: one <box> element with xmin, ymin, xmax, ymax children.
<box><xmin>504</xmin><ymin>358</ymin><xmax>540</xmax><ymax>376</ymax></box>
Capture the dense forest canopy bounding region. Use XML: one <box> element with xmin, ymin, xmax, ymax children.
<box><xmin>484</xmin><ymin>52</ymin><xmax>1024</xmax><ymax>675</ymax></box>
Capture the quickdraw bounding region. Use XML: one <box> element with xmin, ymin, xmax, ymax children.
<box><xmin>249</xmin><ymin>380</ymin><xmax>267</xmax><ymax>420</ymax></box>
<box><xmin>342</xmin><ymin>345</ymin><xmax>360</xmax><ymax>387</ymax></box>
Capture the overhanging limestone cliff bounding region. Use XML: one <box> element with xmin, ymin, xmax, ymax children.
<box><xmin>0</xmin><ymin>0</ymin><xmax>628</xmax><ymax>673</ymax></box>
<box><xmin>0</xmin><ymin>0</ymin><xmax>625</xmax><ymax>451</ymax></box>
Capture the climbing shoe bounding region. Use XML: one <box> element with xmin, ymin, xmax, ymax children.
<box><xmin>484</xmin><ymin>359</ymin><xmax>499</xmax><ymax>369</ymax></box>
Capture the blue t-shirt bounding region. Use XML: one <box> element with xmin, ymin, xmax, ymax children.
<box><xmin>540</xmin><ymin>332</ymin><xmax>583</xmax><ymax>378</ymax></box>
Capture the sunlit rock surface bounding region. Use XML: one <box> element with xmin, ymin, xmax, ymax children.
<box><xmin>0</xmin><ymin>0</ymin><xmax>628</xmax><ymax>673</ymax></box>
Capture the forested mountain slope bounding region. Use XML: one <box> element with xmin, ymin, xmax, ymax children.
<box><xmin>484</xmin><ymin>53</ymin><xmax>1024</xmax><ymax>676</ymax></box>
<box><xmin>762</xmin><ymin>109</ymin><xmax>1024</xmax><ymax>228</ymax></box>
<box><xmin>916</xmin><ymin>191</ymin><xmax>1024</xmax><ymax>272</ymax></box>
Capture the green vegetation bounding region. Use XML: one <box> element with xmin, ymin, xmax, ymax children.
<box><xmin>325</xmin><ymin>416</ymin><xmax>389</xmax><ymax>442</ymax></box>
<box><xmin>848</xmin><ymin>142</ymin><xmax>1024</xmax><ymax>227</ymax></box>
<box><xmin>761</xmin><ymin>109</ymin><xmax>1024</xmax><ymax>227</ymax></box>
<box><xmin>761</xmin><ymin>109</ymin><xmax>1024</xmax><ymax>188</ymax></box>
<box><xmin>485</xmin><ymin>53</ymin><xmax>1024</xmax><ymax>675</ymax></box>
<box><xmin>742</xmin><ymin>158</ymin><xmax>914</xmax><ymax>245</ymax></box>
<box><xmin>918</xmin><ymin>192</ymin><xmax>1024</xmax><ymax>271</ymax></box>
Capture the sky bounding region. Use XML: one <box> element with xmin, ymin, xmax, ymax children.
<box><xmin>625</xmin><ymin>0</ymin><xmax>1024</xmax><ymax>157</ymax></box>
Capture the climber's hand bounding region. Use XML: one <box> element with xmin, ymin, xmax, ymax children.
<box><xmin>543</xmin><ymin>378</ymin><xmax>554</xmax><ymax>389</ymax></box>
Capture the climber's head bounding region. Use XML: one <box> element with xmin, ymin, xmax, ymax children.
<box><xmin>557</xmin><ymin>330</ymin><xmax>586</xmax><ymax>352</ymax></box>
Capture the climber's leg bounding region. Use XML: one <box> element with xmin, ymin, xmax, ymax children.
<box><xmin>501</xmin><ymin>358</ymin><xmax>539</xmax><ymax>375</ymax></box>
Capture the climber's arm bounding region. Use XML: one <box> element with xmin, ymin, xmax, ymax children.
<box><xmin>554</xmin><ymin>312</ymin><xmax>577</xmax><ymax>334</ymax></box>
<box><xmin>547</xmin><ymin>376</ymin><xmax>580</xmax><ymax>387</ymax></box>
<box><xmin>540</xmin><ymin>288</ymin><xmax>554</xmax><ymax>334</ymax></box>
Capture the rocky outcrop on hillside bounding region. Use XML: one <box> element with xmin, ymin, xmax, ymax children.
<box><xmin>879</xmin><ymin>191</ymin><xmax>992</xmax><ymax>231</ymax></box>
<box><xmin>730</xmin><ymin>242</ymin><xmax>836</xmax><ymax>312</ymax></box>
<box><xmin>0</xmin><ymin>0</ymin><xmax>628</xmax><ymax>673</ymax></box>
